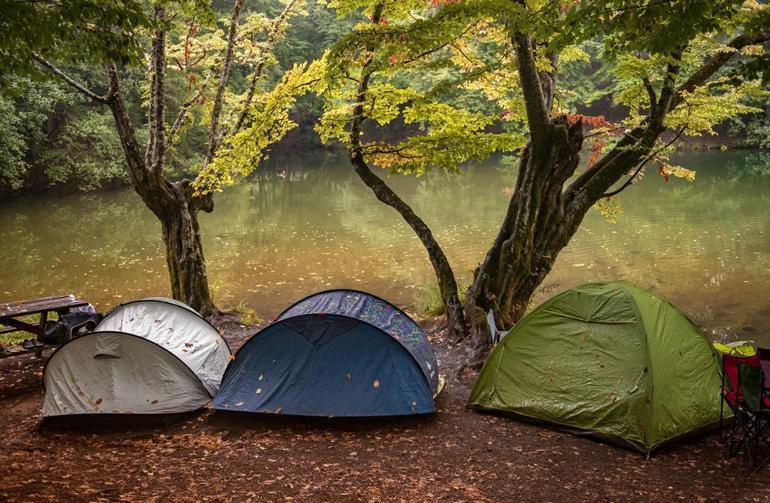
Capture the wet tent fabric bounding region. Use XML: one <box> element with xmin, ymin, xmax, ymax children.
<box><xmin>143</xmin><ymin>296</ymin><xmax>201</xmax><ymax>315</ymax></box>
<box><xmin>43</xmin><ymin>332</ymin><xmax>211</xmax><ymax>416</ymax></box>
<box><xmin>214</xmin><ymin>290</ymin><xmax>438</xmax><ymax>416</ymax></box>
<box><xmin>214</xmin><ymin>314</ymin><xmax>434</xmax><ymax>416</ymax></box>
<box><xmin>468</xmin><ymin>282</ymin><xmax>723</xmax><ymax>453</ymax></box>
<box><xmin>96</xmin><ymin>297</ymin><xmax>230</xmax><ymax>395</ymax></box>
<box><xmin>277</xmin><ymin>289</ymin><xmax>438</xmax><ymax>394</ymax></box>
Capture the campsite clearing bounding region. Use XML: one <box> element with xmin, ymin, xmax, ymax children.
<box><xmin>1</xmin><ymin>319</ymin><xmax>769</xmax><ymax>501</ymax></box>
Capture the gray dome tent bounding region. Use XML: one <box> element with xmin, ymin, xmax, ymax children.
<box><xmin>43</xmin><ymin>332</ymin><xmax>213</xmax><ymax>416</ymax></box>
<box><xmin>42</xmin><ymin>297</ymin><xmax>231</xmax><ymax>418</ymax></box>
<box><xmin>95</xmin><ymin>297</ymin><xmax>230</xmax><ymax>395</ymax></box>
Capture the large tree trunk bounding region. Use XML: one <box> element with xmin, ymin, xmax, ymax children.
<box><xmin>466</xmin><ymin>116</ymin><xmax>585</xmax><ymax>330</ymax></box>
<box><xmin>161</xmin><ymin>193</ymin><xmax>216</xmax><ymax>317</ymax></box>
<box><xmin>107</xmin><ymin>64</ymin><xmax>218</xmax><ymax>316</ymax></box>
<box><xmin>466</xmin><ymin>32</ymin><xmax>629</xmax><ymax>339</ymax></box>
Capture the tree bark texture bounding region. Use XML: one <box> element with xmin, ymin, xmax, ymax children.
<box><xmin>162</xmin><ymin>193</ymin><xmax>215</xmax><ymax>317</ymax></box>
<box><xmin>466</xmin><ymin>33</ymin><xmax>670</xmax><ymax>335</ymax></box>
<box><xmin>466</xmin><ymin>116</ymin><xmax>584</xmax><ymax>328</ymax></box>
<box><xmin>106</xmin><ymin>63</ymin><xmax>218</xmax><ymax>316</ymax></box>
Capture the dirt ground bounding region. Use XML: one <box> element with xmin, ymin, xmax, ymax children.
<box><xmin>1</xmin><ymin>320</ymin><xmax>769</xmax><ymax>502</ymax></box>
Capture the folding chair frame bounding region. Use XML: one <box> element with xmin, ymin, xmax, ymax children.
<box><xmin>720</xmin><ymin>353</ymin><xmax>760</xmax><ymax>457</ymax></box>
<box><xmin>737</xmin><ymin>362</ymin><xmax>770</xmax><ymax>472</ymax></box>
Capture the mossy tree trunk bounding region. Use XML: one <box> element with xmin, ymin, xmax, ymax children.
<box><xmin>161</xmin><ymin>192</ymin><xmax>216</xmax><ymax>317</ymax></box>
<box><xmin>466</xmin><ymin>32</ymin><xmax>769</xmax><ymax>345</ymax></box>
<box><xmin>106</xmin><ymin>60</ymin><xmax>219</xmax><ymax>316</ymax></box>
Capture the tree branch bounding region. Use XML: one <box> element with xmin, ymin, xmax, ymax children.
<box><xmin>654</xmin><ymin>50</ymin><xmax>683</xmax><ymax>125</ymax></box>
<box><xmin>232</xmin><ymin>0</ymin><xmax>299</xmax><ymax>135</ymax></box>
<box><xmin>203</xmin><ymin>0</ymin><xmax>246</xmax><ymax>165</ymax></box>
<box><xmin>511</xmin><ymin>32</ymin><xmax>551</xmax><ymax>143</ymax></box>
<box><xmin>537</xmin><ymin>46</ymin><xmax>558</xmax><ymax>113</ymax></box>
<box><xmin>642</xmin><ymin>77</ymin><xmax>657</xmax><ymax>111</ymax></box>
<box><xmin>167</xmin><ymin>75</ymin><xmax>210</xmax><ymax>148</ymax></box>
<box><xmin>349</xmin><ymin>3</ymin><xmax>387</xmax><ymax>155</ymax></box>
<box><xmin>668</xmin><ymin>31</ymin><xmax>770</xmax><ymax>111</ymax></box>
<box><xmin>148</xmin><ymin>5</ymin><xmax>168</xmax><ymax>176</ymax></box>
<box><xmin>601</xmin><ymin>127</ymin><xmax>685</xmax><ymax>198</ymax></box>
<box><xmin>31</xmin><ymin>52</ymin><xmax>109</xmax><ymax>104</ymax></box>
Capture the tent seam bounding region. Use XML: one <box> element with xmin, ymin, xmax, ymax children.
<box><xmin>618</xmin><ymin>283</ymin><xmax>655</xmax><ymax>450</ymax></box>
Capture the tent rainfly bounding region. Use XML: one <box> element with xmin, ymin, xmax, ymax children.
<box><xmin>214</xmin><ymin>289</ymin><xmax>439</xmax><ymax>417</ymax></box>
<box><xmin>43</xmin><ymin>297</ymin><xmax>231</xmax><ymax>417</ymax></box>
<box><xmin>468</xmin><ymin>282</ymin><xmax>723</xmax><ymax>454</ymax></box>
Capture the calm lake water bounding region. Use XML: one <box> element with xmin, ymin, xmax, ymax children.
<box><xmin>1</xmin><ymin>150</ymin><xmax>769</xmax><ymax>344</ymax></box>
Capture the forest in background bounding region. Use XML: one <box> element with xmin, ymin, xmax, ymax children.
<box><xmin>1</xmin><ymin>0</ymin><xmax>768</xmax><ymax>198</ymax></box>
<box><xmin>0</xmin><ymin>0</ymin><xmax>346</xmax><ymax>195</ymax></box>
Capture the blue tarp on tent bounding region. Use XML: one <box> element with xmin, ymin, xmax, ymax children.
<box><xmin>213</xmin><ymin>290</ymin><xmax>438</xmax><ymax>417</ymax></box>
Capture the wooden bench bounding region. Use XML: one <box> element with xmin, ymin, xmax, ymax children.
<box><xmin>0</xmin><ymin>295</ymin><xmax>91</xmax><ymax>359</ymax></box>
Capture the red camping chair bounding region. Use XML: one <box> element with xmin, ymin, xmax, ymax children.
<box><xmin>721</xmin><ymin>352</ymin><xmax>761</xmax><ymax>457</ymax></box>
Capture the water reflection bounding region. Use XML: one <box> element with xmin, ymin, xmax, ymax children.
<box><xmin>1</xmin><ymin>150</ymin><xmax>768</xmax><ymax>344</ymax></box>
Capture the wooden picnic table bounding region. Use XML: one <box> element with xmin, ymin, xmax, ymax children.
<box><xmin>0</xmin><ymin>295</ymin><xmax>90</xmax><ymax>358</ymax></box>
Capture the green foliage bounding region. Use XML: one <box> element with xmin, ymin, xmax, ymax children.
<box><xmin>0</xmin><ymin>78</ymin><xmax>72</xmax><ymax>190</ymax></box>
<box><xmin>557</xmin><ymin>40</ymin><xmax>612</xmax><ymax>111</ymax></box>
<box><xmin>0</xmin><ymin>0</ymin><xmax>151</xmax><ymax>93</ymax></box>
<box><xmin>317</xmin><ymin>0</ymin><xmax>768</xmax><ymax>184</ymax></box>
<box><xmin>196</xmin><ymin>59</ymin><xmax>323</xmax><ymax>193</ymax></box>
<box><xmin>593</xmin><ymin>195</ymin><xmax>623</xmax><ymax>224</ymax></box>
<box><xmin>562</xmin><ymin>0</ymin><xmax>745</xmax><ymax>56</ymax></box>
<box><xmin>731</xmin><ymin>95</ymin><xmax>770</xmax><ymax>148</ymax></box>
<box><xmin>316</xmin><ymin>1</ymin><xmax>527</xmax><ymax>175</ymax></box>
<box><xmin>0</xmin><ymin>75</ymin><xmax>146</xmax><ymax>192</ymax></box>
<box><xmin>665</xmin><ymin>78</ymin><xmax>766</xmax><ymax>135</ymax></box>
<box><xmin>607</xmin><ymin>20</ymin><xmax>769</xmax><ymax>136</ymax></box>
<box><xmin>2</xmin><ymin>0</ymin><xmax>769</xmax><ymax>197</ymax></box>
<box><xmin>42</xmin><ymin>111</ymin><xmax>131</xmax><ymax>190</ymax></box>
<box><xmin>0</xmin><ymin>97</ymin><xmax>29</xmax><ymax>189</ymax></box>
<box><xmin>2</xmin><ymin>0</ymin><xmax>342</xmax><ymax>195</ymax></box>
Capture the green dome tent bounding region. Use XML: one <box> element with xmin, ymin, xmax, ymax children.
<box><xmin>468</xmin><ymin>282</ymin><xmax>723</xmax><ymax>453</ymax></box>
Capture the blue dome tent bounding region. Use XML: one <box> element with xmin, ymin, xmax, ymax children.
<box><xmin>213</xmin><ymin>290</ymin><xmax>439</xmax><ymax>417</ymax></box>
